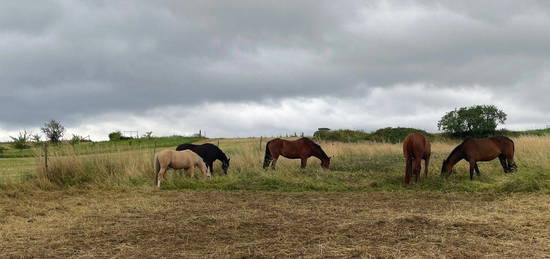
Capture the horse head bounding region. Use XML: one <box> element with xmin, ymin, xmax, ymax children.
<box><xmin>321</xmin><ymin>156</ymin><xmax>331</xmax><ymax>169</ymax></box>
<box><xmin>222</xmin><ymin>157</ymin><xmax>230</xmax><ymax>175</ymax></box>
<box><xmin>440</xmin><ymin>159</ymin><xmax>452</xmax><ymax>177</ymax></box>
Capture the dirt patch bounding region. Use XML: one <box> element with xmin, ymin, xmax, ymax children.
<box><xmin>1</xmin><ymin>191</ymin><xmax>549</xmax><ymax>258</ymax></box>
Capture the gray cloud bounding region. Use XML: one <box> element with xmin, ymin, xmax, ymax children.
<box><xmin>1</xmin><ymin>0</ymin><xmax>550</xmax><ymax>138</ymax></box>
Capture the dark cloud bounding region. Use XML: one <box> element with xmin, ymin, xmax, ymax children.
<box><xmin>1</xmin><ymin>0</ymin><xmax>550</xmax><ymax>137</ymax></box>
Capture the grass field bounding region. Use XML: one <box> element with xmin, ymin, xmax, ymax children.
<box><xmin>1</xmin><ymin>136</ymin><xmax>550</xmax><ymax>257</ymax></box>
<box><xmin>0</xmin><ymin>136</ymin><xmax>202</xmax><ymax>158</ymax></box>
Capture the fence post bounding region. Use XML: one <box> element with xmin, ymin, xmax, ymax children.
<box><xmin>43</xmin><ymin>142</ymin><xmax>48</xmax><ymax>172</ymax></box>
<box><xmin>217</xmin><ymin>139</ymin><xmax>220</xmax><ymax>147</ymax></box>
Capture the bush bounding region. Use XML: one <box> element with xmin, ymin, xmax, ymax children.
<box><xmin>10</xmin><ymin>131</ymin><xmax>31</xmax><ymax>150</ymax></box>
<box><xmin>108</xmin><ymin>131</ymin><xmax>123</xmax><ymax>141</ymax></box>
<box><xmin>314</xmin><ymin>127</ymin><xmax>429</xmax><ymax>143</ymax></box>
<box><xmin>108</xmin><ymin>131</ymin><xmax>133</xmax><ymax>141</ymax></box>
<box><xmin>370</xmin><ymin>127</ymin><xmax>431</xmax><ymax>144</ymax></box>
<box><xmin>314</xmin><ymin>129</ymin><xmax>370</xmax><ymax>142</ymax></box>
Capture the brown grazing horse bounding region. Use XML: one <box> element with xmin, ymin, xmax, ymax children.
<box><xmin>441</xmin><ymin>136</ymin><xmax>517</xmax><ymax>180</ymax></box>
<box><xmin>263</xmin><ymin>137</ymin><xmax>331</xmax><ymax>169</ymax></box>
<box><xmin>402</xmin><ymin>133</ymin><xmax>431</xmax><ymax>185</ymax></box>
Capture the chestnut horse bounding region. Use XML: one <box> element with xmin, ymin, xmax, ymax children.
<box><xmin>441</xmin><ymin>136</ymin><xmax>517</xmax><ymax>180</ymax></box>
<box><xmin>403</xmin><ymin>133</ymin><xmax>431</xmax><ymax>185</ymax></box>
<box><xmin>263</xmin><ymin>137</ymin><xmax>331</xmax><ymax>169</ymax></box>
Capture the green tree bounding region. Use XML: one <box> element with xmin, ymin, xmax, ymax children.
<box><xmin>437</xmin><ymin>105</ymin><xmax>507</xmax><ymax>138</ymax></box>
<box><xmin>41</xmin><ymin>120</ymin><xmax>65</xmax><ymax>144</ymax></box>
<box><xmin>109</xmin><ymin>131</ymin><xmax>123</xmax><ymax>141</ymax></box>
<box><xmin>10</xmin><ymin>130</ymin><xmax>31</xmax><ymax>150</ymax></box>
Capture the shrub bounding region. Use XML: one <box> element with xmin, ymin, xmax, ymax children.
<box><xmin>314</xmin><ymin>127</ymin><xmax>430</xmax><ymax>143</ymax></box>
<box><xmin>370</xmin><ymin>127</ymin><xmax>431</xmax><ymax>144</ymax></box>
<box><xmin>10</xmin><ymin>131</ymin><xmax>31</xmax><ymax>150</ymax></box>
<box><xmin>313</xmin><ymin>129</ymin><xmax>371</xmax><ymax>142</ymax></box>
<box><xmin>108</xmin><ymin>131</ymin><xmax>123</xmax><ymax>141</ymax></box>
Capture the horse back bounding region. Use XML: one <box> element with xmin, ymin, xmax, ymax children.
<box><xmin>268</xmin><ymin>138</ymin><xmax>316</xmax><ymax>158</ymax></box>
<box><xmin>176</xmin><ymin>143</ymin><xmax>197</xmax><ymax>151</ymax></box>
<box><xmin>463</xmin><ymin>137</ymin><xmax>513</xmax><ymax>161</ymax></box>
<box><xmin>489</xmin><ymin>136</ymin><xmax>515</xmax><ymax>154</ymax></box>
<box><xmin>174</xmin><ymin>150</ymin><xmax>203</xmax><ymax>169</ymax></box>
<box><xmin>403</xmin><ymin>133</ymin><xmax>430</xmax><ymax>159</ymax></box>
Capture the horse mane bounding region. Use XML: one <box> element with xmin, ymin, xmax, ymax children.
<box><xmin>447</xmin><ymin>137</ymin><xmax>472</xmax><ymax>160</ymax></box>
<box><xmin>300</xmin><ymin>137</ymin><xmax>329</xmax><ymax>160</ymax></box>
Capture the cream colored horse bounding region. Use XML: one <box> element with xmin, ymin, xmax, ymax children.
<box><xmin>154</xmin><ymin>150</ymin><xmax>211</xmax><ymax>187</ymax></box>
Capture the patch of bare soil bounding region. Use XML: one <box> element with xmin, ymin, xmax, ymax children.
<box><xmin>1</xmin><ymin>190</ymin><xmax>549</xmax><ymax>258</ymax></box>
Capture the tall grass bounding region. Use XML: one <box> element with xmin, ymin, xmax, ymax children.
<box><xmin>18</xmin><ymin>136</ymin><xmax>550</xmax><ymax>193</ymax></box>
<box><xmin>34</xmin><ymin>146</ymin><xmax>154</xmax><ymax>188</ymax></box>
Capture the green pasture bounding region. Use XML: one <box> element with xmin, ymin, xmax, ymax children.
<box><xmin>0</xmin><ymin>136</ymin><xmax>202</xmax><ymax>159</ymax></box>
<box><xmin>2</xmin><ymin>136</ymin><xmax>550</xmax><ymax>193</ymax></box>
<box><xmin>160</xmin><ymin>152</ymin><xmax>550</xmax><ymax>194</ymax></box>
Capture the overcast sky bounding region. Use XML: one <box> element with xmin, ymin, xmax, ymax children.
<box><xmin>1</xmin><ymin>0</ymin><xmax>550</xmax><ymax>141</ymax></box>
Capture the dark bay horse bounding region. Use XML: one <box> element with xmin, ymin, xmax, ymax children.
<box><xmin>176</xmin><ymin>143</ymin><xmax>230</xmax><ymax>175</ymax></box>
<box><xmin>403</xmin><ymin>133</ymin><xmax>431</xmax><ymax>185</ymax></box>
<box><xmin>441</xmin><ymin>136</ymin><xmax>517</xmax><ymax>180</ymax></box>
<box><xmin>263</xmin><ymin>137</ymin><xmax>331</xmax><ymax>169</ymax></box>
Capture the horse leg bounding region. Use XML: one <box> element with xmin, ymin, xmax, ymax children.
<box><xmin>506</xmin><ymin>154</ymin><xmax>517</xmax><ymax>172</ymax></box>
<box><xmin>404</xmin><ymin>157</ymin><xmax>412</xmax><ymax>185</ymax></box>
<box><xmin>207</xmin><ymin>161</ymin><xmax>214</xmax><ymax>175</ymax></box>
<box><xmin>474</xmin><ymin>163</ymin><xmax>481</xmax><ymax>177</ymax></box>
<box><xmin>271</xmin><ymin>154</ymin><xmax>280</xmax><ymax>170</ymax></box>
<box><xmin>469</xmin><ymin>161</ymin><xmax>476</xmax><ymax>180</ymax></box>
<box><xmin>424</xmin><ymin>155</ymin><xmax>430</xmax><ymax>178</ymax></box>
<box><xmin>189</xmin><ymin>167</ymin><xmax>195</xmax><ymax>178</ymax></box>
<box><xmin>300</xmin><ymin>158</ymin><xmax>307</xmax><ymax>169</ymax></box>
<box><xmin>498</xmin><ymin>155</ymin><xmax>509</xmax><ymax>173</ymax></box>
<box><xmin>156</xmin><ymin>167</ymin><xmax>167</xmax><ymax>187</ymax></box>
<box><xmin>413</xmin><ymin>157</ymin><xmax>422</xmax><ymax>183</ymax></box>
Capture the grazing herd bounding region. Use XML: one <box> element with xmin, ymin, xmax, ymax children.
<box><xmin>153</xmin><ymin>134</ymin><xmax>517</xmax><ymax>187</ymax></box>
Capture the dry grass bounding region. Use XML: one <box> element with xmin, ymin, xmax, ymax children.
<box><xmin>1</xmin><ymin>190</ymin><xmax>549</xmax><ymax>258</ymax></box>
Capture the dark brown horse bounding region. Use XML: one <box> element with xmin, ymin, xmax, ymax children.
<box><xmin>403</xmin><ymin>133</ymin><xmax>431</xmax><ymax>185</ymax></box>
<box><xmin>263</xmin><ymin>138</ymin><xmax>331</xmax><ymax>169</ymax></box>
<box><xmin>441</xmin><ymin>136</ymin><xmax>517</xmax><ymax>180</ymax></box>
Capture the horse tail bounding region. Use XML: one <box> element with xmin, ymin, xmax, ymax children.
<box><xmin>263</xmin><ymin>142</ymin><xmax>272</xmax><ymax>169</ymax></box>
<box><xmin>154</xmin><ymin>155</ymin><xmax>161</xmax><ymax>185</ymax></box>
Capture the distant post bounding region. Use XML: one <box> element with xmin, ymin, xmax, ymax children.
<box><xmin>43</xmin><ymin>142</ymin><xmax>48</xmax><ymax>171</ymax></box>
